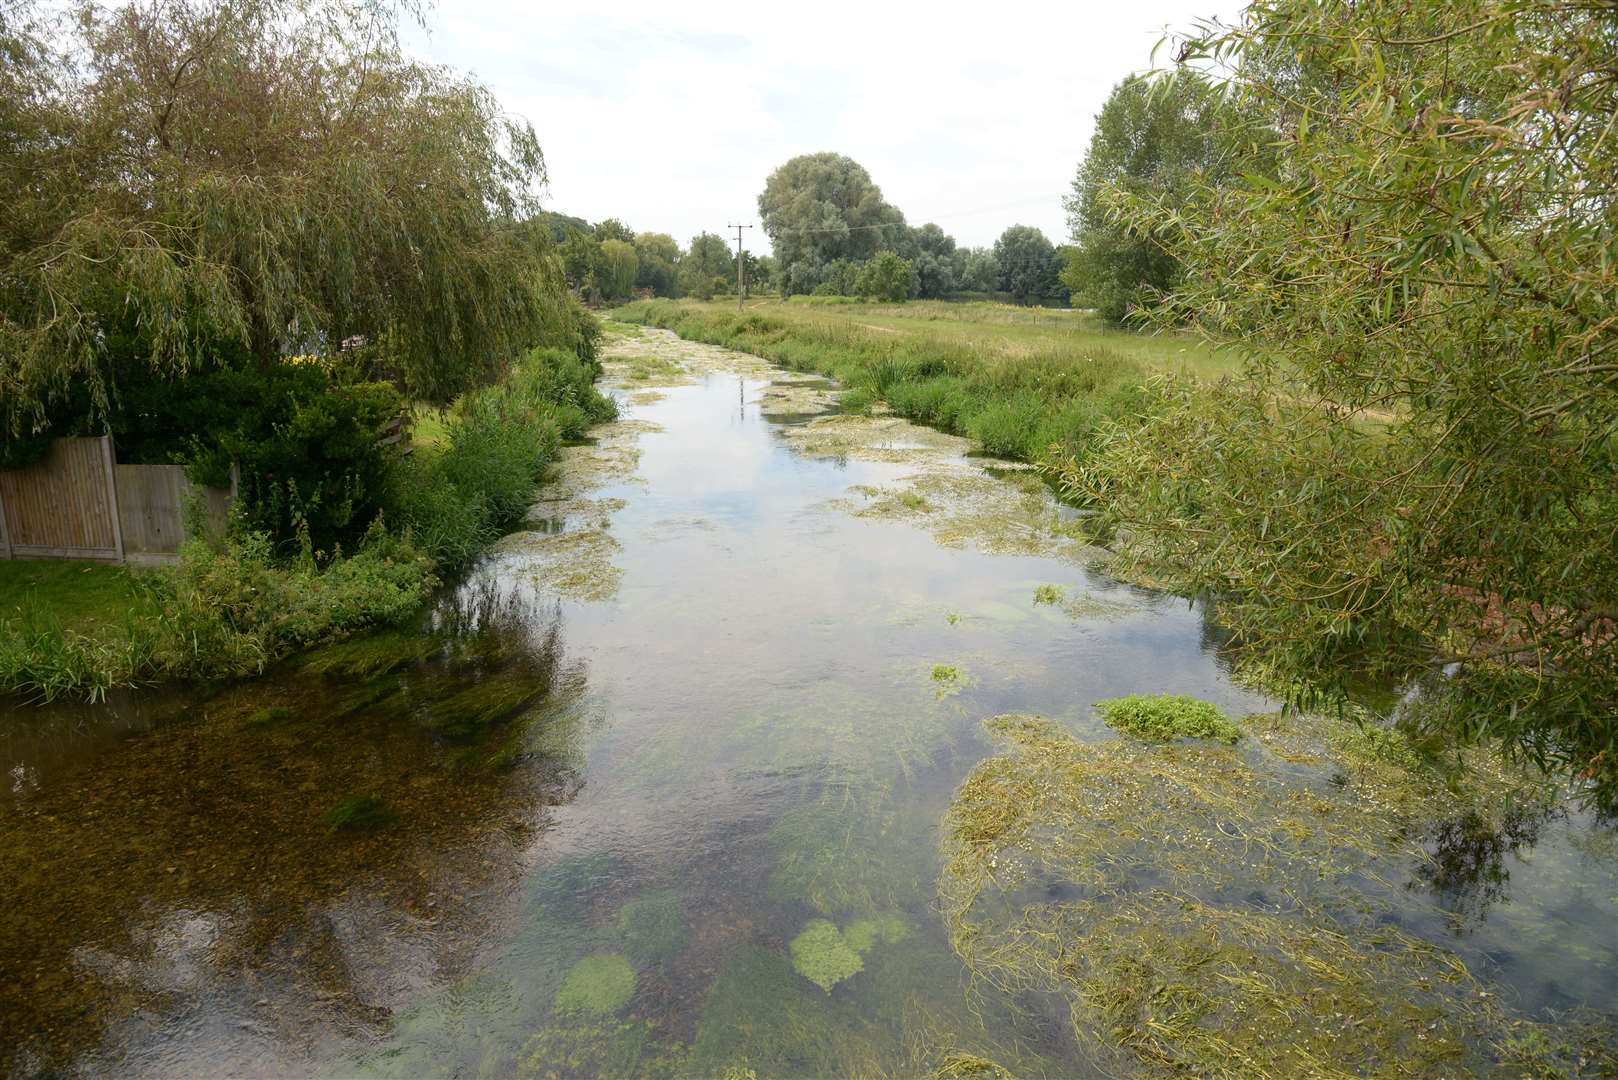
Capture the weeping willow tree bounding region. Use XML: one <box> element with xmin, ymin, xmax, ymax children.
<box><xmin>0</xmin><ymin>0</ymin><xmax>563</xmax><ymax>436</ymax></box>
<box><xmin>1058</xmin><ymin>0</ymin><xmax>1618</xmax><ymax>805</ymax></box>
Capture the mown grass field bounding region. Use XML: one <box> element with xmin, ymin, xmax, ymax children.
<box><xmin>611</xmin><ymin>298</ymin><xmax>1240</xmax><ymax>466</ymax></box>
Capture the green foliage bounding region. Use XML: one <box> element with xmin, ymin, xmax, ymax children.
<box><xmin>598</xmin><ymin>238</ymin><xmax>639</xmax><ymax>300</ymax></box>
<box><xmin>151</xmin><ymin>521</ymin><xmax>435</xmax><ymax>679</ymax></box>
<box><xmin>758</xmin><ymin>154</ymin><xmax>908</xmax><ymax>294</ymax></box>
<box><xmin>392</xmin><ymin>345</ymin><xmax>616</xmax><ymax>568</ymax></box>
<box><xmin>1</xmin><ymin>0</ymin><xmax>565</xmax><ymax>436</ymax></box>
<box><xmin>1061</xmin><ymin>0</ymin><xmax>1618</xmax><ymax>804</ymax></box>
<box><xmin>680</xmin><ymin>232</ymin><xmax>733</xmax><ymax>298</ymax></box>
<box><xmin>553</xmin><ymin>954</ymin><xmax>636</xmax><ymax>1015</ymax></box>
<box><xmin>854</xmin><ymin>251</ymin><xmax>915</xmax><ymax>302</ymax></box>
<box><xmin>993</xmin><ymin>225</ymin><xmax>1065</xmax><ymax>305</ymax></box>
<box><xmin>1064</xmin><ymin>72</ymin><xmax>1246</xmax><ymax>323</ymax></box>
<box><xmin>788</xmin><ymin>919</ymin><xmax>864</xmax><ymax>993</ymax></box>
<box><xmin>632</xmin><ymin>232</ymin><xmax>682</xmax><ymax>296</ymax></box>
<box><xmin>1094</xmin><ymin>694</ymin><xmax>1242</xmax><ymax>744</ymax></box>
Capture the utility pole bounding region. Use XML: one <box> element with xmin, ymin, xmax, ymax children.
<box><xmin>727</xmin><ymin>223</ymin><xmax>753</xmax><ymax>311</ymax></box>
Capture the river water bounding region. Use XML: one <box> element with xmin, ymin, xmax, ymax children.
<box><xmin>2</xmin><ymin>328</ymin><xmax>1614</xmax><ymax>1076</ymax></box>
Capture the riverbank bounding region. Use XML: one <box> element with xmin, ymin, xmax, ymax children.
<box><xmin>0</xmin><ymin>345</ymin><xmax>617</xmax><ymax>703</ymax></box>
<box><xmin>610</xmin><ymin>298</ymin><xmax>1216</xmax><ymax>464</ymax></box>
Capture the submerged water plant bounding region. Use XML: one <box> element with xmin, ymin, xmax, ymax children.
<box><xmin>554</xmin><ymin>953</ymin><xmax>636</xmax><ymax>1016</ymax></box>
<box><xmin>322</xmin><ymin>793</ymin><xmax>395</xmax><ymax>832</ymax></box>
<box><xmin>1032</xmin><ymin>583</ymin><xmax>1066</xmax><ymax>606</ymax></box>
<box><xmin>1094</xmin><ymin>693</ymin><xmax>1241</xmax><ymax>743</ymax></box>
<box><xmin>789</xmin><ymin>918</ymin><xmax>864</xmax><ymax>993</ymax></box>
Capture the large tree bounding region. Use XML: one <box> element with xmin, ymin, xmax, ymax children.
<box><xmin>994</xmin><ymin>225</ymin><xmax>1062</xmax><ymax>305</ymax></box>
<box><xmin>1065</xmin><ymin>0</ymin><xmax>1618</xmax><ymax>804</ymax></box>
<box><xmin>632</xmin><ymin>232</ymin><xmax>681</xmax><ymax>296</ymax></box>
<box><xmin>1064</xmin><ymin>72</ymin><xmax>1243</xmax><ymax>323</ymax></box>
<box><xmin>680</xmin><ymin>231</ymin><xmax>732</xmax><ymax>299</ymax></box>
<box><xmin>1</xmin><ymin>0</ymin><xmax>561</xmax><ymax>436</ymax></box>
<box><xmin>757</xmin><ymin>153</ymin><xmax>906</xmax><ymax>294</ymax></box>
<box><xmin>909</xmin><ymin>223</ymin><xmax>957</xmax><ymax>299</ymax></box>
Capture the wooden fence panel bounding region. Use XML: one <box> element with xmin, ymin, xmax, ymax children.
<box><xmin>0</xmin><ymin>437</ymin><xmax>122</xmax><ymax>560</ymax></box>
<box><xmin>114</xmin><ymin>464</ymin><xmax>234</xmax><ymax>560</ymax></box>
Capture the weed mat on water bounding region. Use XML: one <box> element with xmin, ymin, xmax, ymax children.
<box><xmin>939</xmin><ymin>712</ymin><xmax>1615</xmax><ymax>1077</ymax></box>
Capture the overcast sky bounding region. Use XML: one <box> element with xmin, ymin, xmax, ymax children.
<box><xmin>404</xmin><ymin>1</ymin><xmax>1233</xmax><ymax>253</ymax></box>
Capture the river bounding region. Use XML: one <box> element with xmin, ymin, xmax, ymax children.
<box><xmin>2</xmin><ymin>328</ymin><xmax>1614</xmax><ymax>1076</ymax></box>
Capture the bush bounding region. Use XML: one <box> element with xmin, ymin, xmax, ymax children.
<box><xmin>391</xmin><ymin>345</ymin><xmax>618</xmax><ymax>568</ymax></box>
<box><xmin>151</xmin><ymin>520</ymin><xmax>437</xmax><ymax>679</ymax></box>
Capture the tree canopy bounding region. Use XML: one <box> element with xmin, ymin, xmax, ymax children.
<box><xmin>993</xmin><ymin>226</ymin><xmax>1063</xmax><ymax>305</ymax></box>
<box><xmin>1066</xmin><ymin>0</ymin><xmax>1618</xmax><ymax>804</ymax></box>
<box><xmin>758</xmin><ymin>153</ymin><xmax>907</xmax><ymax>295</ymax></box>
<box><xmin>1</xmin><ymin>0</ymin><xmax>564</xmax><ymax>437</ymax></box>
<box><xmin>1064</xmin><ymin>72</ymin><xmax>1244</xmax><ymax>323</ymax></box>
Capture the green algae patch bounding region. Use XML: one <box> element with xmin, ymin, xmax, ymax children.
<box><xmin>938</xmin><ymin>714</ymin><xmax>1602</xmax><ymax>1077</ymax></box>
<box><xmin>842</xmin><ymin>914</ymin><xmax>909</xmax><ymax>954</ymax></box>
<box><xmin>323</xmin><ymin>793</ymin><xmax>395</xmax><ymax>832</ymax></box>
<box><xmin>790</xmin><ymin>918</ymin><xmax>864</xmax><ymax>992</ymax></box>
<box><xmin>554</xmin><ymin>953</ymin><xmax>636</xmax><ymax>1015</ymax></box>
<box><xmin>1095</xmin><ymin>693</ymin><xmax>1242</xmax><ymax>744</ymax></box>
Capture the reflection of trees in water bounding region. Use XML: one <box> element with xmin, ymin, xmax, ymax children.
<box><xmin>0</xmin><ymin>586</ymin><xmax>590</xmax><ymax>1075</ymax></box>
<box><xmin>1412</xmin><ymin>805</ymin><xmax>1559</xmax><ymax>931</ymax></box>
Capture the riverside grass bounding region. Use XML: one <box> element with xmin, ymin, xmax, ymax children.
<box><xmin>611</xmin><ymin>299</ymin><xmax>1189</xmax><ymax>465</ymax></box>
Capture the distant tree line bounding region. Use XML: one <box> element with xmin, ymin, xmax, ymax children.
<box><xmin>537</xmin><ymin>212</ymin><xmax>772</xmax><ymax>304</ymax></box>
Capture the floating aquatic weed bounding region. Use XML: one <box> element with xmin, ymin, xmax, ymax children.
<box><xmin>931</xmin><ymin>664</ymin><xmax>961</xmax><ymax>683</ymax></box>
<box><xmin>938</xmin><ymin>714</ymin><xmax>1607</xmax><ymax>1076</ymax></box>
<box><xmin>1095</xmin><ymin>694</ymin><xmax>1242</xmax><ymax>744</ymax></box>
<box><xmin>1031</xmin><ymin>584</ymin><xmax>1065</xmax><ymax>605</ymax></box>
<box><xmin>554</xmin><ymin>953</ymin><xmax>636</xmax><ymax>1016</ymax></box>
<box><xmin>790</xmin><ymin>918</ymin><xmax>865</xmax><ymax>993</ymax></box>
<box><xmin>512</xmin><ymin>529</ymin><xmax>623</xmax><ymax>603</ymax></box>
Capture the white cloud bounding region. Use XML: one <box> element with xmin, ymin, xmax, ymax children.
<box><xmin>405</xmin><ymin>0</ymin><xmax>1234</xmax><ymax>251</ymax></box>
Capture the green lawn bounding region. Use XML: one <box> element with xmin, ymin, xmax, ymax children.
<box><xmin>0</xmin><ymin>559</ymin><xmax>157</xmax><ymax>637</ymax></box>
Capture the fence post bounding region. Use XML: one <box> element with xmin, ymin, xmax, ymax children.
<box><xmin>100</xmin><ymin>435</ymin><xmax>125</xmax><ymax>564</ymax></box>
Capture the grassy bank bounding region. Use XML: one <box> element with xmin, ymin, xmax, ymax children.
<box><xmin>0</xmin><ymin>346</ymin><xmax>617</xmax><ymax>703</ymax></box>
<box><xmin>610</xmin><ymin>299</ymin><xmax>1222</xmax><ymax>463</ymax></box>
